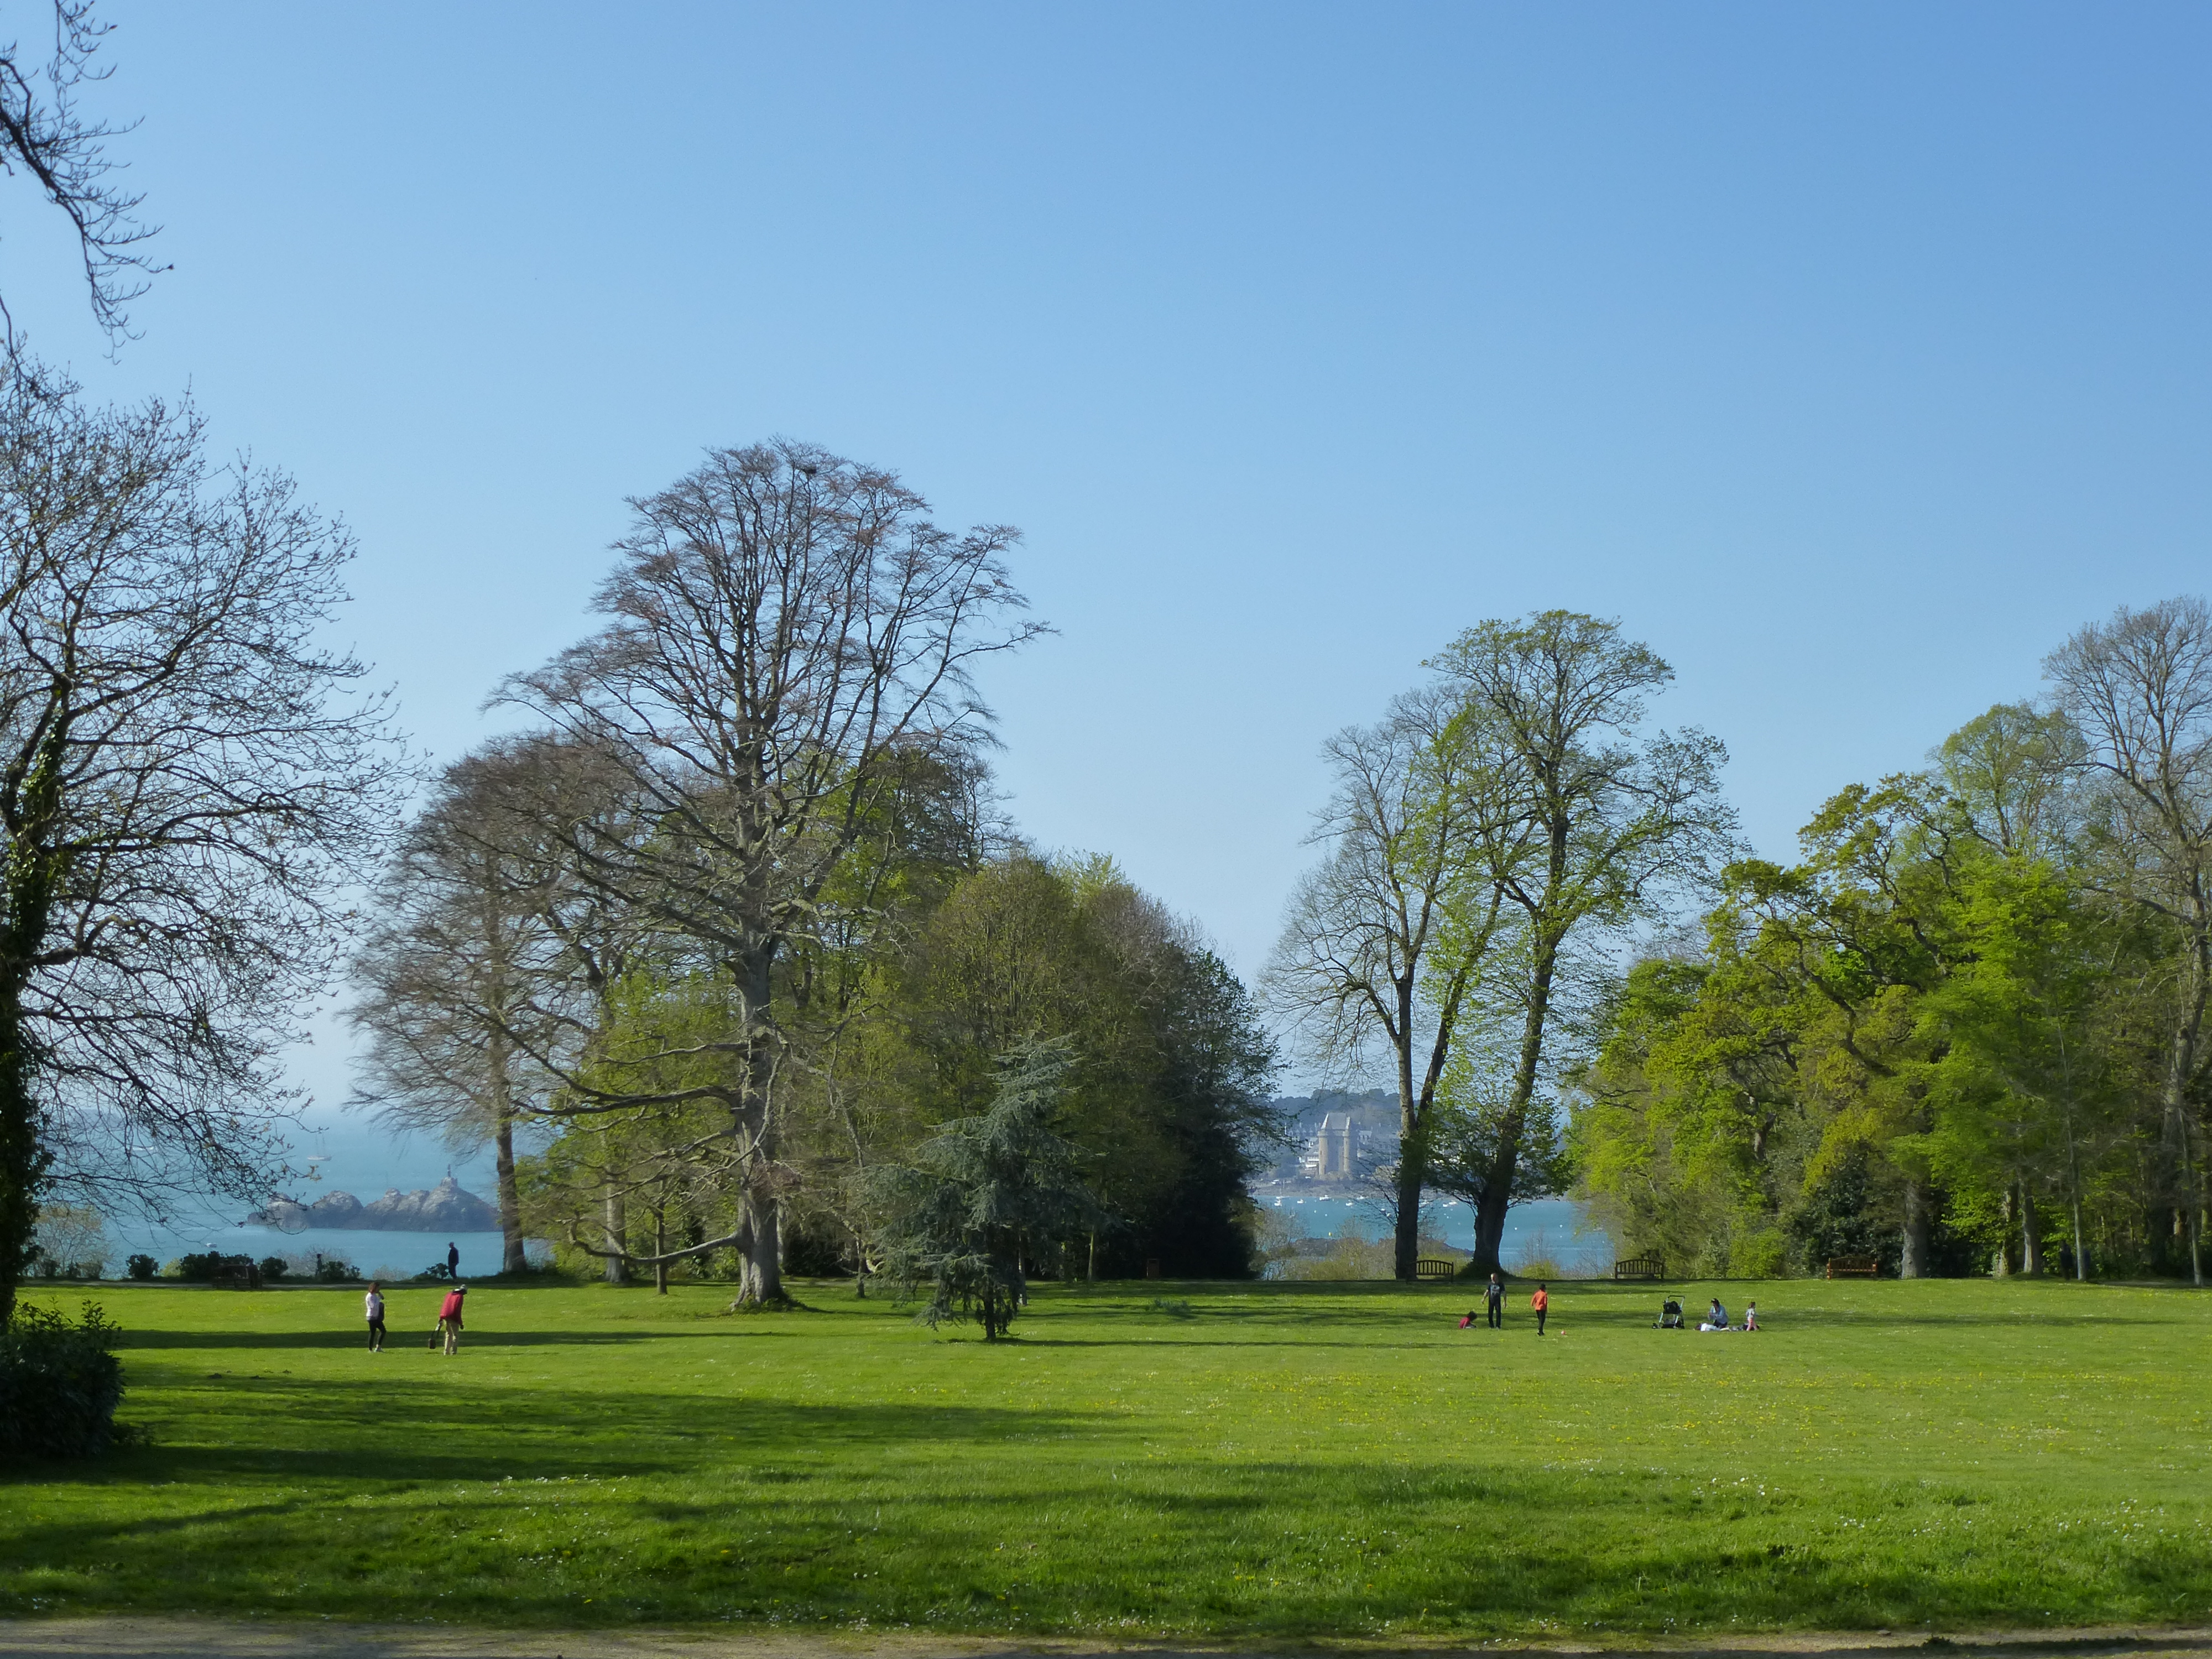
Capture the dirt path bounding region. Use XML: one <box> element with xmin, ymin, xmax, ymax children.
<box><xmin>3</xmin><ymin>1620</ymin><xmax>2211</xmax><ymax>1659</ymax></box>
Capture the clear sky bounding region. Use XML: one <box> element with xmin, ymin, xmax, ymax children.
<box><xmin>9</xmin><ymin>4</ymin><xmax>2210</xmax><ymax>1141</ymax></box>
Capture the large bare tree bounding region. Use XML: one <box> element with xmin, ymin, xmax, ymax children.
<box><xmin>0</xmin><ymin>363</ymin><xmax>400</xmax><ymax>1320</ymax></box>
<box><xmin>1266</xmin><ymin>685</ymin><xmax>1521</xmax><ymax>1280</ymax></box>
<box><xmin>502</xmin><ymin>440</ymin><xmax>1044</xmax><ymax>1306</ymax></box>
<box><xmin>347</xmin><ymin>738</ymin><xmax>621</xmax><ymax>1275</ymax></box>
<box><xmin>2046</xmin><ymin>596</ymin><xmax>2212</xmax><ymax>1287</ymax></box>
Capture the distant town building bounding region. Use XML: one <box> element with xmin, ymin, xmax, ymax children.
<box><xmin>1300</xmin><ymin>1110</ymin><xmax>1386</xmax><ymax>1180</ymax></box>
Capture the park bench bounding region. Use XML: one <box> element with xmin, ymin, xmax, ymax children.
<box><xmin>1825</xmin><ymin>1256</ymin><xmax>1879</xmax><ymax>1279</ymax></box>
<box><xmin>1414</xmin><ymin>1258</ymin><xmax>1457</xmax><ymax>1281</ymax></box>
<box><xmin>1613</xmin><ymin>1255</ymin><xmax>1666</xmax><ymax>1280</ymax></box>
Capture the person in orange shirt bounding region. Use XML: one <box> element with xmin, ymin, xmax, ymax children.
<box><xmin>1530</xmin><ymin>1281</ymin><xmax>1549</xmax><ymax>1335</ymax></box>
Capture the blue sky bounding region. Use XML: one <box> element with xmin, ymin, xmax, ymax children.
<box><xmin>10</xmin><ymin>4</ymin><xmax>2210</xmax><ymax>1154</ymax></box>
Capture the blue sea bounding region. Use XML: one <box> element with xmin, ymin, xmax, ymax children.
<box><xmin>1261</xmin><ymin>1190</ymin><xmax>1612</xmax><ymax>1270</ymax></box>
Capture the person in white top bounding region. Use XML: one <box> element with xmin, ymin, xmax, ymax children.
<box><xmin>364</xmin><ymin>1282</ymin><xmax>387</xmax><ymax>1352</ymax></box>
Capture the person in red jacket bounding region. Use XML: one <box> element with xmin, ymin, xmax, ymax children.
<box><xmin>437</xmin><ymin>1284</ymin><xmax>467</xmax><ymax>1355</ymax></box>
<box><xmin>1530</xmin><ymin>1281</ymin><xmax>1549</xmax><ymax>1336</ymax></box>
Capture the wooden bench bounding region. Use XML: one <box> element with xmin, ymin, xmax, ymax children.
<box><xmin>210</xmin><ymin>1255</ymin><xmax>263</xmax><ymax>1290</ymax></box>
<box><xmin>1414</xmin><ymin>1258</ymin><xmax>1458</xmax><ymax>1282</ymax></box>
<box><xmin>1825</xmin><ymin>1256</ymin><xmax>1879</xmax><ymax>1279</ymax></box>
<box><xmin>1613</xmin><ymin>1255</ymin><xmax>1666</xmax><ymax>1280</ymax></box>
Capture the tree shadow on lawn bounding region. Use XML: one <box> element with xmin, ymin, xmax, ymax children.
<box><xmin>11</xmin><ymin>1380</ymin><xmax>1122</xmax><ymax>1491</ymax></box>
<box><xmin>11</xmin><ymin>1447</ymin><xmax>2212</xmax><ymax>1635</ymax></box>
<box><xmin>112</xmin><ymin>1326</ymin><xmax>822</xmax><ymax>1350</ymax></box>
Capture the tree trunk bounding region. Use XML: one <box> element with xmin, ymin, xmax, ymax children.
<box><xmin>654</xmin><ymin>1206</ymin><xmax>669</xmax><ymax>1295</ymax></box>
<box><xmin>493</xmin><ymin>1109</ymin><xmax>525</xmax><ymax>1276</ymax></box>
<box><xmin>1992</xmin><ymin>1186</ymin><xmax>2013</xmax><ymax>1277</ymax></box>
<box><xmin>0</xmin><ymin>990</ymin><xmax>44</xmax><ymax>1330</ymax></box>
<box><xmin>730</xmin><ymin>951</ymin><xmax>786</xmax><ymax>1307</ymax></box>
<box><xmin>0</xmin><ymin>724</ymin><xmax>69</xmax><ymax>1327</ymax></box>
<box><xmin>1900</xmin><ymin>1178</ymin><xmax>1932</xmax><ymax>1279</ymax></box>
<box><xmin>1472</xmin><ymin>921</ymin><xmax>1565</xmax><ymax>1275</ymax></box>
<box><xmin>2018</xmin><ymin>1182</ymin><xmax>2044</xmax><ymax>1277</ymax></box>
<box><xmin>2162</xmin><ymin>931</ymin><xmax>2208</xmax><ymax>1287</ymax></box>
<box><xmin>603</xmin><ymin>1188</ymin><xmax>629</xmax><ymax>1285</ymax></box>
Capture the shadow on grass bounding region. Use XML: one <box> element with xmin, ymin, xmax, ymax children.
<box><xmin>13</xmin><ymin>1451</ymin><xmax>2211</xmax><ymax>1637</ymax></box>
<box><xmin>6</xmin><ymin>1379</ymin><xmax>1122</xmax><ymax>1491</ymax></box>
<box><xmin>111</xmin><ymin>1326</ymin><xmax>838</xmax><ymax>1351</ymax></box>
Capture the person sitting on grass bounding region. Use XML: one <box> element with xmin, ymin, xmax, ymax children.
<box><xmin>1699</xmin><ymin>1297</ymin><xmax>1729</xmax><ymax>1332</ymax></box>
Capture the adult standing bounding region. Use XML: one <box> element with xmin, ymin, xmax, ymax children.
<box><xmin>446</xmin><ymin>1241</ymin><xmax>460</xmax><ymax>1280</ymax></box>
<box><xmin>1484</xmin><ymin>1272</ymin><xmax>1505</xmax><ymax>1329</ymax></box>
<box><xmin>1530</xmin><ymin>1281</ymin><xmax>1549</xmax><ymax>1336</ymax></box>
<box><xmin>437</xmin><ymin>1283</ymin><xmax>467</xmax><ymax>1355</ymax></box>
<box><xmin>363</xmin><ymin>1282</ymin><xmax>386</xmax><ymax>1352</ymax></box>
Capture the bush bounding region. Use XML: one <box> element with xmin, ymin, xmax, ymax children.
<box><xmin>258</xmin><ymin>1256</ymin><xmax>290</xmax><ymax>1282</ymax></box>
<box><xmin>126</xmin><ymin>1254</ymin><xmax>158</xmax><ymax>1281</ymax></box>
<box><xmin>0</xmin><ymin>1301</ymin><xmax>128</xmax><ymax>1460</ymax></box>
<box><xmin>314</xmin><ymin>1258</ymin><xmax>362</xmax><ymax>1283</ymax></box>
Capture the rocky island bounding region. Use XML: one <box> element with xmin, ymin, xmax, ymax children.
<box><xmin>250</xmin><ymin>1175</ymin><xmax>499</xmax><ymax>1232</ymax></box>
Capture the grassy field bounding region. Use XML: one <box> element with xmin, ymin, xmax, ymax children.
<box><xmin>3</xmin><ymin>1275</ymin><xmax>2210</xmax><ymax>1640</ymax></box>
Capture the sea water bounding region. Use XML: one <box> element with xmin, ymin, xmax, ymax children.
<box><xmin>1263</xmin><ymin>1192</ymin><xmax>1611</xmax><ymax>1270</ymax></box>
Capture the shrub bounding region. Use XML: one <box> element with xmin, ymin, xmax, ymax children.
<box><xmin>258</xmin><ymin>1257</ymin><xmax>290</xmax><ymax>1282</ymax></box>
<box><xmin>126</xmin><ymin>1254</ymin><xmax>158</xmax><ymax>1281</ymax></box>
<box><xmin>1271</xmin><ymin>1234</ymin><xmax>1394</xmax><ymax>1280</ymax></box>
<box><xmin>0</xmin><ymin>1301</ymin><xmax>128</xmax><ymax>1460</ymax></box>
<box><xmin>314</xmin><ymin>1258</ymin><xmax>362</xmax><ymax>1284</ymax></box>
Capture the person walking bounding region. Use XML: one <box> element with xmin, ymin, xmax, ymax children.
<box><xmin>445</xmin><ymin>1241</ymin><xmax>460</xmax><ymax>1280</ymax></box>
<box><xmin>1531</xmin><ymin>1281</ymin><xmax>1550</xmax><ymax>1336</ymax></box>
<box><xmin>1484</xmin><ymin>1272</ymin><xmax>1505</xmax><ymax>1329</ymax></box>
<box><xmin>363</xmin><ymin>1282</ymin><xmax>386</xmax><ymax>1352</ymax></box>
<box><xmin>437</xmin><ymin>1283</ymin><xmax>467</xmax><ymax>1355</ymax></box>
<box><xmin>1743</xmin><ymin>1300</ymin><xmax>1759</xmax><ymax>1332</ymax></box>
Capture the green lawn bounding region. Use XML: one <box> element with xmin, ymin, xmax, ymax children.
<box><xmin>4</xmin><ymin>1275</ymin><xmax>2210</xmax><ymax>1639</ymax></box>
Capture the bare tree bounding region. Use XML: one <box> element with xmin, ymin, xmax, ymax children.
<box><xmin>348</xmin><ymin>739</ymin><xmax>613</xmax><ymax>1275</ymax></box>
<box><xmin>500</xmin><ymin>440</ymin><xmax>1045</xmax><ymax>1306</ymax></box>
<box><xmin>1429</xmin><ymin>612</ymin><xmax>1737</xmax><ymax>1276</ymax></box>
<box><xmin>0</xmin><ymin>362</ymin><xmax>402</xmax><ymax>1321</ymax></box>
<box><xmin>1266</xmin><ymin>685</ymin><xmax>1521</xmax><ymax>1280</ymax></box>
<box><xmin>0</xmin><ymin>2</ymin><xmax>163</xmax><ymax>346</ymax></box>
<box><xmin>2046</xmin><ymin>596</ymin><xmax>2212</xmax><ymax>1287</ymax></box>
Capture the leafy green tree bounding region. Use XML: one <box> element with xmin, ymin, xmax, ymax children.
<box><xmin>1918</xmin><ymin>857</ymin><xmax>2137</xmax><ymax>1280</ymax></box>
<box><xmin>870</xmin><ymin>1040</ymin><xmax>1102</xmax><ymax>1339</ymax></box>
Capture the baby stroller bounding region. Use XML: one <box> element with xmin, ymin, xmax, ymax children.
<box><xmin>1657</xmin><ymin>1296</ymin><xmax>1684</xmax><ymax>1329</ymax></box>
